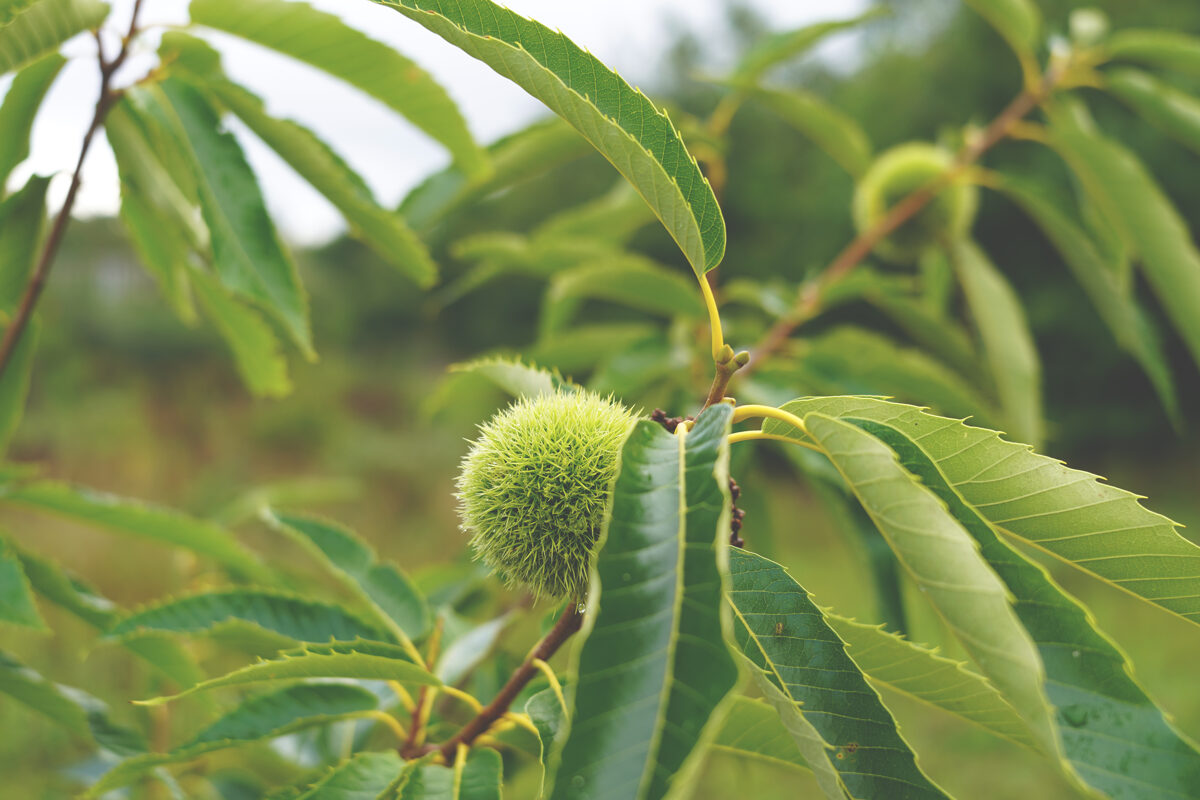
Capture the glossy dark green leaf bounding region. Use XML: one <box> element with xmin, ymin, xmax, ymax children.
<box><xmin>372</xmin><ymin>0</ymin><xmax>725</xmax><ymax>277</ymax></box>
<box><xmin>746</xmin><ymin>86</ymin><xmax>872</xmax><ymax>176</ymax></box>
<box><xmin>0</xmin><ymin>479</ymin><xmax>268</xmax><ymax>580</ymax></box>
<box><xmin>397</xmin><ymin>747</ymin><xmax>502</xmax><ymax>799</ymax></box>
<box><xmin>109</xmin><ymin>589</ymin><xmax>390</xmax><ymax>644</ymax></box>
<box><xmin>140</xmin><ymin>640</ymin><xmax>438</xmax><ymax>705</ymax></box>
<box><xmin>1105</xmin><ymin>30</ymin><xmax>1200</xmax><ymax>76</ymax></box>
<box><xmin>0</xmin><ymin>535</ymin><xmax>43</xmax><ymax>628</ymax></box>
<box><xmin>728</xmin><ymin>548</ymin><xmax>950</xmax><ymax>799</ymax></box>
<box><xmin>0</xmin><ymin>52</ymin><xmax>63</xmax><ymax>188</ymax></box>
<box><xmin>1048</xmin><ymin>120</ymin><xmax>1200</xmax><ymax>375</ymax></box>
<box><xmin>949</xmin><ymin>240</ymin><xmax>1042</xmax><ymax>447</ymax></box>
<box><xmin>550</xmin><ymin>403</ymin><xmax>738</xmax><ymax>800</ymax></box>
<box><xmin>154</xmin><ymin>78</ymin><xmax>313</xmax><ymax>357</ymax></box>
<box><xmin>0</xmin><ymin>0</ymin><xmax>107</xmax><ymax>75</ymax></box>
<box><xmin>190</xmin><ymin>0</ymin><xmax>486</xmax><ymax>180</ymax></box>
<box><xmin>266</xmin><ymin>512</ymin><xmax>429</xmax><ymax>649</ymax></box>
<box><xmin>842</xmin><ymin>408</ymin><xmax>1200</xmax><ymax>798</ymax></box>
<box><xmin>87</xmin><ymin>683</ymin><xmax>379</xmax><ymax>796</ymax></box>
<box><xmin>995</xmin><ymin>174</ymin><xmax>1178</xmax><ymax>423</ymax></box>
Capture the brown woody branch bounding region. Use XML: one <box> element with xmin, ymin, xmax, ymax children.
<box><xmin>432</xmin><ymin>602</ymin><xmax>582</xmax><ymax>765</ymax></box>
<box><xmin>0</xmin><ymin>0</ymin><xmax>145</xmax><ymax>380</ymax></box>
<box><xmin>745</xmin><ymin>60</ymin><xmax>1068</xmax><ymax>374</ymax></box>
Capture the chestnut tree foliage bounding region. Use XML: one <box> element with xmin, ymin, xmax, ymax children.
<box><xmin>3</xmin><ymin>0</ymin><xmax>1200</xmax><ymax>797</ymax></box>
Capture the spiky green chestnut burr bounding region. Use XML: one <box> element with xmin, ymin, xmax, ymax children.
<box><xmin>456</xmin><ymin>391</ymin><xmax>636</xmax><ymax>599</ymax></box>
<box><xmin>853</xmin><ymin>142</ymin><xmax>979</xmax><ymax>263</ymax></box>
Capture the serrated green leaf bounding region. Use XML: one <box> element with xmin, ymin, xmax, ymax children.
<box><xmin>540</xmin><ymin>255</ymin><xmax>705</xmax><ymax>337</ymax></box>
<box><xmin>401</xmin><ymin>117</ymin><xmax>590</xmax><ymax>235</ymax></box>
<box><xmin>398</xmin><ymin>747</ymin><xmax>501</xmax><ymax>800</ymax></box>
<box><xmin>766</xmin><ymin>396</ymin><xmax>1200</xmax><ymax>628</ymax></box>
<box><xmin>448</xmin><ymin>357</ymin><xmax>577</xmax><ymax>400</ymax></box>
<box><xmin>961</xmin><ymin>0</ymin><xmax>1040</xmax><ymax>72</ymax></box>
<box><xmin>1106</xmin><ymin>67</ymin><xmax>1200</xmax><ymax>156</ymax></box>
<box><xmin>0</xmin><ymin>0</ymin><xmax>108</xmax><ymax>75</ymax></box>
<box><xmin>0</xmin><ymin>649</ymin><xmax>147</xmax><ymax>752</ymax></box>
<box><xmin>0</xmin><ymin>0</ymin><xmax>39</xmax><ymax>25</ymax></box>
<box><xmin>0</xmin><ymin>479</ymin><xmax>268</xmax><ymax>580</ymax></box>
<box><xmin>0</xmin><ymin>535</ymin><xmax>43</xmax><ymax>628</ymax></box>
<box><xmin>110</xmin><ymin>589</ymin><xmax>390</xmax><ymax>644</ymax></box>
<box><xmin>0</xmin><ymin>174</ymin><xmax>48</xmax><ymax>310</ymax></box>
<box><xmin>800</xmin><ymin>413</ymin><xmax>1059</xmax><ymax>757</ymax></box>
<box><xmin>711</xmin><ymin>696</ymin><xmax>809</xmax><ymax>774</ymax></box>
<box><xmin>161</xmin><ymin>31</ymin><xmax>438</xmax><ymax>287</ymax></box>
<box><xmin>188</xmin><ymin>0</ymin><xmax>484</xmax><ymax>180</ymax></box>
<box><xmin>291</xmin><ymin>751</ymin><xmax>406</xmax><ymax>799</ymax></box>
<box><xmin>152</xmin><ymin>78</ymin><xmax>313</xmax><ymax>357</ymax></box>
<box><xmin>1105</xmin><ymin>30</ymin><xmax>1200</xmax><ymax>76</ymax></box>
<box><xmin>265</xmin><ymin>512</ymin><xmax>429</xmax><ymax>649</ymax></box>
<box><xmin>1048</xmin><ymin>120</ymin><xmax>1200</xmax><ymax>375</ymax></box>
<box><xmin>373</xmin><ymin>0</ymin><xmax>725</xmax><ymax>277</ymax></box>
<box><xmin>792</xmin><ymin>326</ymin><xmax>1000</xmax><ymax>427</ymax></box>
<box><xmin>995</xmin><ymin>174</ymin><xmax>1178</xmax><ymax>423</ymax></box>
<box><xmin>550</xmin><ymin>403</ymin><xmax>738</xmax><ymax>800</ymax></box>
<box><xmin>0</xmin><ymin>52</ymin><xmax>62</xmax><ymax>188</ymax></box>
<box><xmin>824</xmin><ymin>615</ymin><xmax>1034</xmax><ymax>748</ymax></box>
<box><xmin>140</xmin><ymin>640</ymin><xmax>438</xmax><ymax>706</ymax></box>
<box><xmin>87</xmin><ymin>683</ymin><xmax>379</xmax><ymax>797</ymax></box>
<box><xmin>949</xmin><ymin>240</ymin><xmax>1042</xmax><ymax>447</ymax></box>
<box><xmin>731</xmin><ymin>7</ymin><xmax>888</xmax><ymax>85</ymax></box>
<box><xmin>854</xmin><ymin>414</ymin><xmax>1200</xmax><ymax>799</ymax></box>
<box><xmin>746</xmin><ymin>86</ymin><xmax>872</xmax><ymax>176</ymax></box>
<box><xmin>119</xmin><ymin>186</ymin><xmax>196</xmax><ymax>323</ymax></box>
<box><xmin>190</xmin><ymin>266</ymin><xmax>291</xmax><ymax>397</ymax></box>
<box><xmin>728</xmin><ymin>548</ymin><xmax>950</xmax><ymax>800</ymax></box>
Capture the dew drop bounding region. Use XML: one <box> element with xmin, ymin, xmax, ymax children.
<box><xmin>576</xmin><ymin>602</ymin><xmax>588</xmax><ymax>614</ymax></box>
<box><xmin>1060</xmin><ymin>705</ymin><xmax>1089</xmax><ymax>728</ymax></box>
<box><xmin>1072</xmin><ymin>650</ymin><xmax>1081</xmax><ymax>658</ymax></box>
<box><xmin>571</xmin><ymin>775</ymin><xmax>585</xmax><ymax>789</ymax></box>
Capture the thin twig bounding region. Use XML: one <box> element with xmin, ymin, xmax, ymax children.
<box><xmin>434</xmin><ymin>603</ymin><xmax>583</xmax><ymax>765</ymax></box>
<box><xmin>0</xmin><ymin>0</ymin><xmax>146</xmax><ymax>380</ymax></box>
<box><xmin>744</xmin><ymin>60</ymin><xmax>1068</xmax><ymax>374</ymax></box>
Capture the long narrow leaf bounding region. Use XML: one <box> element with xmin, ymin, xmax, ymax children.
<box><xmin>0</xmin><ymin>535</ymin><xmax>43</xmax><ymax>628</ymax></box>
<box><xmin>0</xmin><ymin>174</ymin><xmax>48</xmax><ymax>310</ymax></box>
<box><xmin>87</xmin><ymin>683</ymin><xmax>379</xmax><ymax>796</ymax></box>
<box><xmin>189</xmin><ymin>0</ymin><xmax>486</xmax><ymax>179</ymax></box>
<box><xmin>1105</xmin><ymin>67</ymin><xmax>1200</xmax><ymax>156</ymax></box>
<box><xmin>139</xmin><ymin>640</ymin><xmax>438</xmax><ymax>705</ymax></box>
<box><xmin>0</xmin><ymin>52</ymin><xmax>63</xmax><ymax>188</ymax></box>
<box><xmin>0</xmin><ymin>480</ymin><xmax>268</xmax><ymax>580</ymax></box>
<box><xmin>110</xmin><ymin>589</ymin><xmax>390</xmax><ymax>644</ymax></box>
<box><xmin>289</xmin><ymin>752</ymin><xmax>406</xmax><ymax>799</ymax></box>
<box><xmin>397</xmin><ymin>747</ymin><xmax>502</xmax><ymax>799</ymax></box>
<box><xmin>372</xmin><ymin>0</ymin><xmax>725</xmax><ymax>277</ymax></box>
<box><xmin>551</xmin><ymin>404</ymin><xmax>738</xmax><ymax>800</ymax></box>
<box><xmin>1104</xmin><ymin>30</ymin><xmax>1200</xmax><ymax>76</ymax></box>
<box><xmin>728</xmin><ymin>548</ymin><xmax>950</xmax><ymax>799</ymax></box>
<box><xmin>711</xmin><ymin>696</ymin><xmax>809</xmax><ymax>774</ymax></box>
<box><xmin>731</xmin><ymin>7</ymin><xmax>888</xmax><ymax>85</ymax></box>
<box><xmin>949</xmin><ymin>240</ymin><xmax>1042</xmax><ymax>447</ymax></box>
<box><xmin>746</xmin><ymin>86</ymin><xmax>872</xmax><ymax>177</ymax></box>
<box><xmin>763</xmin><ymin>397</ymin><xmax>1200</xmax><ymax>631</ymax></box>
<box><xmin>0</xmin><ymin>0</ymin><xmax>108</xmax><ymax>75</ymax></box>
<box><xmin>801</xmin><ymin>413</ymin><xmax>1059</xmax><ymax>756</ymax></box>
<box><xmin>845</xmin><ymin>409</ymin><xmax>1200</xmax><ymax>798</ymax></box>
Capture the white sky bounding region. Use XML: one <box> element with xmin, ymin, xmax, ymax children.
<box><xmin>8</xmin><ymin>0</ymin><xmax>866</xmax><ymax>245</ymax></box>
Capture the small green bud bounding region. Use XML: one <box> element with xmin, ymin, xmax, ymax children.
<box><xmin>456</xmin><ymin>391</ymin><xmax>636</xmax><ymax>599</ymax></box>
<box><xmin>852</xmin><ymin>142</ymin><xmax>978</xmax><ymax>263</ymax></box>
